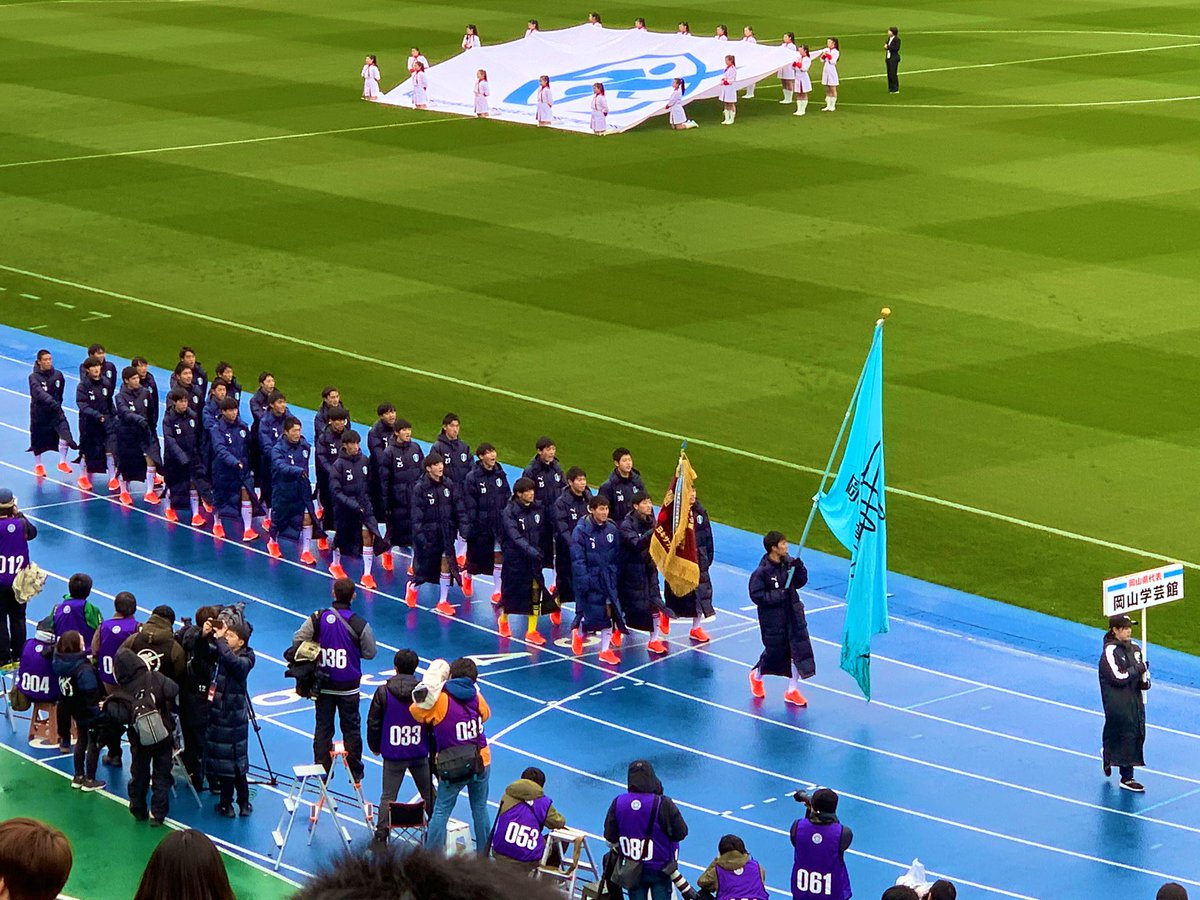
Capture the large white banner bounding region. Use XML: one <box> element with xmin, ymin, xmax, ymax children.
<box><xmin>379</xmin><ymin>24</ymin><xmax>798</xmax><ymax>134</ymax></box>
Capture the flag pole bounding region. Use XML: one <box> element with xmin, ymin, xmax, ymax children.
<box><xmin>797</xmin><ymin>308</ymin><xmax>891</xmax><ymax>552</ymax></box>
<box><xmin>672</xmin><ymin>441</ymin><xmax>686</xmax><ymax>534</ymax></box>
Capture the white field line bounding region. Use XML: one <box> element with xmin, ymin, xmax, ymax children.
<box><xmin>0</xmin><ymin>117</ymin><xmax>462</xmax><ymax>171</ymax></box>
<box><xmin>0</xmin><ymin>269</ymin><xmax>1194</xmax><ymax>573</ymax></box>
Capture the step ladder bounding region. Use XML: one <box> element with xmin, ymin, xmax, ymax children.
<box><xmin>328</xmin><ymin>739</ymin><xmax>374</xmax><ymax>828</ymax></box>
<box><xmin>271</xmin><ymin>763</ymin><xmax>351</xmax><ymax>870</ymax></box>
<box><xmin>0</xmin><ymin>667</ymin><xmax>16</xmax><ymax>731</ymax></box>
<box><xmin>537</xmin><ymin>827</ymin><xmax>602</xmax><ymax>898</ymax></box>
<box><xmin>169</xmin><ymin>746</ymin><xmax>203</xmax><ymax>809</ymax></box>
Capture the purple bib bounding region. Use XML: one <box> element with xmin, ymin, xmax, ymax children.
<box><xmin>317</xmin><ymin>608</ymin><xmax>362</xmax><ymax>683</ymax></box>
<box><xmin>433</xmin><ymin>692</ymin><xmax>487</xmax><ymax>752</ymax></box>
<box><xmin>791</xmin><ymin>820</ymin><xmax>851</xmax><ymax>900</ymax></box>
<box><xmin>380</xmin><ymin>691</ymin><xmax>429</xmax><ymax>761</ymax></box>
<box><xmin>492</xmin><ymin>795</ymin><xmax>552</xmax><ymax>863</ymax></box>
<box><xmin>0</xmin><ymin>518</ymin><xmax>30</xmax><ymax>588</ymax></box>
<box><xmin>17</xmin><ymin>639</ymin><xmax>60</xmax><ymax>702</ymax></box>
<box><xmin>613</xmin><ymin>793</ymin><xmax>677</xmax><ymax>871</ymax></box>
<box><xmin>716</xmin><ymin>859</ymin><xmax>768</xmax><ymax>900</ymax></box>
<box><xmin>54</xmin><ymin>601</ymin><xmax>94</xmax><ymax>644</ymax></box>
<box><xmin>97</xmin><ymin>617</ymin><xmax>140</xmax><ymax>685</ymax></box>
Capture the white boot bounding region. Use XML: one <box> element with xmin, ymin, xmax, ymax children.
<box><xmin>829</xmin><ymin>97</ymin><xmax>837</xmax><ymax>111</ymax></box>
<box><xmin>780</xmin><ymin>89</ymin><xmax>793</xmax><ymax>104</ymax></box>
<box><xmin>685</xmin><ymin>120</ymin><xmax>699</xmax><ymax>129</ymax></box>
<box><xmin>729</xmin><ymin>109</ymin><xmax>736</xmax><ymax>124</ymax></box>
<box><xmin>794</xmin><ymin>98</ymin><xmax>808</xmax><ymax>116</ymax></box>
<box><xmin>822</xmin><ymin>96</ymin><xmax>833</xmax><ymax>111</ymax></box>
<box><xmin>721</xmin><ymin>109</ymin><xmax>731</xmax><ymax>125</ymax></box>
<box><xmin>744</xmin><ymin>87</ymin><xmax>755</xmax><ymax>99</ymax></box>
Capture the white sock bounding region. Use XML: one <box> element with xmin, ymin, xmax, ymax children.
<box><xmin>301</xmin><ymin>525</ymin><xmax>312</xmax><ymax>555</ymax></box>
<box><xmin>58</xmin><ymin>440</ymin><xmax>69</xmax><ymax>463</ymax></box>
<box><xmin>692</xmin><ymin>614</ymin><xmax>704</xmax><ymax>630</ymax></box>
<box><xmin>782</xmin><ymin>89</ymin><xmax>793</xmax><ymax>102</ymax></box>
<box><xmin>789</xmin><ymin>663</ymin><xmax>801</xmax><ymax>692</ymax></box>
<box><xmin>106</xmin><ymin>455</ymin><xmax>116</xmax><ymax>481</ymax></box>
<box><xmin>454</xmin><ymin>535</ymin><xmax>466</xmax><ymax>560</ymax></box>
<box><xmin>438</xmin><ymin>572</ymin><xmax>451</xmax><ymax>603</ymax></box>
<box><xmin>363</xmin><ymin>545</ymin><xmax>374</xmax><ymax>575</ymax></box>
<box><xmin>745</xmin><ymin>89</ymin><xmax>755</xmax><ymax>98</ymax></box>
<box><xmin>830</xmin><ymin>97</ymin><xmax>837</xmax><ymax>110</ymax></box>
<box><xmin>332</xmin><ymin>549</ymin><xmax>342</xmax><ymax>568</ymax></box>
<box><xmin>730</xmin><ymin>110</ymin><xmax>736</xmax><ymax>123</ymax></box>
<box><xmin>120</xmin><ymin>477</ymin><xmax>129</xmax><ymax>493</ymax></box>
<box><xmin>190</xmin><ymin>490</ymin><xmax>200</xmax><ymax>517</ymax></box>
<box><xmin>600</xmin><ymin>628</ymin><xmax>612</xmax><ymax>653</ymax></box>
<box><xmin>241</xmin><ymin>501</ymin><xmax>252</xmax><ymax>531</ymax></box>
<box><xmin>492</xmin><ymin>563</ymin><xmax>502</xmax><ymax>594</ymax></box>
<box><xmin>34</xmin><ymin>453</ymin><xmax>43</xmax><ymax>468</ymax></box>
<box><xmin>146</xmin><ymin>463</ymin><xmax>156</xmax><ymax>485</ymax></box>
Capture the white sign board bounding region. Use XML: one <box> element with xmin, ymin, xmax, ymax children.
<box><xmin>1102</xmin><ymin>563</ymin><xmax>1184</xmax><ymax>617</ymax></box>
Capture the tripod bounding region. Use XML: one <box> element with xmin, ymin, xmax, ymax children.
<box><xmin>246</xmin><ymin>696</ymin><xmax>279</xmax><ymax>786</ymax></box>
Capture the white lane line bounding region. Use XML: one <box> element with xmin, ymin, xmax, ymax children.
<box><xmin>845</xmin><ymin>95</ymin><xmax>1200</xmax><ymax>110</ymax></box>
<box><xmin>0</xmin><ymin>117</ymin><xmax>462</xmax><ymax>171</ymax></box>
<box><xmin>20</xmin><ymin>495</ymin><xmax>103</xmax><ymax>512</ymax></box>
<box><xmin>904</xmin><ymin>686</ymin><xmax>988</xmax><ymax>710</ymax></box>
<box><xmin>0</xmin><ymin>274</ymin><xmax>1192</xmax><ymax>574</ymax></box>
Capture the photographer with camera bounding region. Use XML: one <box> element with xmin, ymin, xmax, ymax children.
<box><xmin>175</xmin><ymin>605</ymin><xmax>220</xmax><ymax>792</ymax></box>
<box><xmin>292</xmin><ymin>578</ymin><xmax>377</xmax><ymax>788</ymax></box>
<box><xmin>603</xmin><ymin>759</ymin><xmax>689</xmax><ymax>900</ymax></box>
<box><xmin>206</xmin><ymin>615</ymin><xmax>255</xmax><ymax>817</ymax></box>
<box><xmin>697</xmin><ymin>834</ymin><xmax>767</xmax><ymax>900</ymax></box>
<box><xmin>104</xmin><ymin>646</ymin><xmax>179</xmax><ymax>826</ymax></box>
<box><xmin>410</xmin><ymin>657</ymin><xmax>491</xmax><ymax>854</ymax></box>
<box><xmin>789</xmin><ymin>788</ymin><xmax>852</xmax><ymax>900</ymax></box>
<box><xmin>748</xmin><ymin>532</ymin><xmax>814</xmax><ymax>706</ymax></box>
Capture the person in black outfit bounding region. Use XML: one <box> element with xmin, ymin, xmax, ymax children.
<box><xmin>885</xmin><ymin>27</ymin><xmax>901</xmax><ymax>93</ymax></box>
<box><xmin>106</xmin><ymin>647</ymin><xmax>179</xmax><ymax>826</ymax></box>
<box><xmin>0</xmin><ymin>488</ymin><xmax>38</xmax><ymax>666</ymax></box>
<box><xmin>206</xmin><ymin>617</ymin><xmax>256</xmax><ymax>817</ymax></box>
<box><xmin>175</xmin><ymin>605</ymin><xmax>220</xmax><ymax>791</ymax></box>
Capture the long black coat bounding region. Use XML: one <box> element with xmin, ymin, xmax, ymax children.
<box><xmin>459</xmin><ymin>461</ymin><xmax>511</xmax><ymax>574</ymax></box>
<box><xmin>618</xmin><ymin>510</ymin><xmax>661</xmax><ymax>633</ymax></box>
<box><xmin>75</xmin><ymin>376</ymin><xmax>113</xmax><ymax>474</ymax></box>
<box><xmin>1100</xmin><ymin>634</ymin><xmax>1149</xmax><ymax>768</ymax></box>
<box><xmin>552</xmin><ymin>488</ymin><xmax>592</xmax><ymax>603</ymax></box>
<box><xmin>162</xmin><ymin>408</ymin><xmax>211</xmax><ymax>510</ymax></box>
<box><xmin>410</xmin><ymin>473</ymin><xmax>460</xmax><ymax>585</ymax></box>
<box><xmin>523</xmin><ymin>456</ymin><xmax>565</xmax><ymax>560</ymax></box>
<box><xmin>330</xmin><ymin>449</ymin><xmax>380</xmax><ymax>556</ymax></box>
<box><xmin>28</xmin><ymin>365</ymin><xmax>72</xmax><ymax>454</ymax></box>
<box><xmin>749</xmin><ymin>553</ymin><xmax>814</xmax><ymax>678</ymax></box>
<box><xmin>114</xmin><ymin>384</ymin><xmax>156</xmax><ymax>479</ymax></box>
<box><xmin>204</xmin><ymin>641</ymin><xmax>255</xmax><ymax>779</ymax></box>
<box><xmin>500</xmin><ymin>498</ymin><xmax>551</xmax><ymax>615</ymax></box>
<box><xmin>570</xmin><ymin>516</ymin><xmax>620</xmax><ymax>633</ymax></box>
<box><xmin>383</xmin><ymin>439</ymin><xmax>424</xmax><ymax>548</ymax></box>
<box><xmin>664</xmin><ymin>500</ymin><xmax>715</xmax><ymax>619</ymax></box>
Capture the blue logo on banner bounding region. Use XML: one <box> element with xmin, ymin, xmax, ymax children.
<box><xmin>505</xmin><ymin>53</ymin><xmax>723</xmax><ymax>115</ymax></box>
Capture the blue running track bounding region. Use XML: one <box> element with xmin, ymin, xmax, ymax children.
<box><xmin>0</xmin><ymin>325</ymin><xmax>1198</xmax><ymax>898</ymax></box>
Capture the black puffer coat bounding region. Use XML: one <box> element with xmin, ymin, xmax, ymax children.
<box><xmin>459</xmin><ymin>461</ymin><xmax>511</xmax><ymax>574</ymax></box>
<box><xmin>1100</xmin><ymin>633</ymin><xmax>1150</xmax><ymax>768</ymax></box>
<box><xmin>617</xmin><ymin>510</ymin><xmax>660</xmax><ymax>633</ymax></box>
<box><xmin>204</xmin><ymin>640</ymin><xmax>255</xmax><ymax>779</ymax></box>
<box><xmin>410</xmin><ymin>472</ymin><xmax>460</xmax><ymax>585</ymax></box>
<box><xmin>749</xmin><ymin>553</ymin><xmax>814</xmax><ymax>678</ymax></box>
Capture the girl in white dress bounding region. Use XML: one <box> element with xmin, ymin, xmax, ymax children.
<box><xmin>360</xmin><ymin>55</ymin><xmax>380</xmax><ymax>101</ymax></box>
<box><xmin>525</xmin><ymin>19</ymin><xmax>539</xmax><ymax>38</ymax></box>
<box><xmin>590</xmin><ymin>83</ymin><xmax>609</xmax><ymax>135</ymax></box>
<box><xmin>535</xmin><ymin>75</ymin><xmax>553</xmax><ymax>126</ymax></box>
<box><xmin>715</xmin><ymin>25</ymin><xmax>728</xmax><ymax>40</ymax></box>
<box><xmin>408</xmin><ymin>47</ymin><xmax>428</xmax><ymax>75</ymax></box>
<box><xmin>411</xmin><ymin>62</ymin><xmax>428</xmax><ymax>109</ymax></box>
<box><xmin>474</xmin><ymin>69</ymin><xmax>489</xmax><ymax>117</ymax></box>
<box><xmin>742</xmin><ymin>27</ymin><xmax>757</xmax><ymax>98</ymax></box>
<box><xmin>778</xmin><ymin>33</ymin><xmax>797</xmax><ymax>104</ymax></box>
<box><xmin>634</xmin><ymin>17</ymin><xmax>647</xmax><ymax>30</ymax></box>
<box><xmin>588</xmin><ymin>11</ymin><xmax>602</xmax><ymax>26</ymax></box>
<box><xmin>793</xmin><ymin>46</ymin><xmax>813</xmax><ymax>115</ymax></box>
<box><xmin>719</xmin><ymin>55</ymin><xmax>737</xmax><ymax>125</ymax></box>
<box><xmin>677</xmin><ymin>21</ymin><xmax>690</xmax><ymax>37</ymax></box>
<box><xmin>817</xmin><ymin>37</ymin><xmax>840</xmax><ymax>110</ymax></box>
<box><xmin>665</xmin><ymin>77</ymin><xmax>698</xmax><ymax>129</ymax></box>
<box><xmin>461</xmin><ymin>24</ymin><xmax>481</xmax><ymax>51</ymax></box>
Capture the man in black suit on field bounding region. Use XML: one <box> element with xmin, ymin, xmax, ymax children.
<box><xmin>885</xmin><ymin>27</ymin><xmax>901</xmax><ymax>93</ymax></box>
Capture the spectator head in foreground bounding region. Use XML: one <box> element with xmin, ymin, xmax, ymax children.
<box><xmin>0</xmin><ymin>817</ymin><xmax>73</xmax><ymax>900</ymax></box>
<box><xmin>1157</xmin><ymin>884</ymin><xmax>1189</xmax><ymax>900</ymax></box>
<box><xmin>291</xmin><ymin>846</ymin><xmax>565</xmax><ymax>900</ymax></box>
<box><xmin>928</xmin><ymin>880</ymin><xmax>957</xmax><ymax>900</ymax></box>
<box><xmin>881</xmin><ymin>888</ymin><xmax>920</xmax><ymax>900</ymax></box>
<box><xmin>132</xmin><ymin>829</ymin><xmax>234</xmax><ymax>900</ymax></box>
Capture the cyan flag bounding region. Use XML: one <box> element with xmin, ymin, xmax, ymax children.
<box><xmin>817</xmin><ymin>324</ymin><xmax>889</xmax><ymax>700</ymax></box>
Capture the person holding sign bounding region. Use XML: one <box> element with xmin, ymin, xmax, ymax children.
<box><xmin>1099</xmin><ymin>613</ymin><xmax>1150</xmax><ymax>792</ymax></box>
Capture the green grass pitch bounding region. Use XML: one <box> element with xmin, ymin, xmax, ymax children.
<box><xmin>0</xmin><ymin>0</ymin><xmax>1197</xmax><ymax>652</ymax></box>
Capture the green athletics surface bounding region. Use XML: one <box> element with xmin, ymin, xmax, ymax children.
<box><xmin>0</xmin><ymin>746</ymin><xmax>296</xmax><ymax>900</ymax></box>
<box><xmin>0</xmin><ymin>1</ymin><xmax>1197</xmax><ymax>650</ymax></box>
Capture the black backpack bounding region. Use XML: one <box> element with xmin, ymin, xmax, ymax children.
<box><xmin>132</xmin><ymin>683</ymin><xmax>169</xmax><ymax>745</ymax></box>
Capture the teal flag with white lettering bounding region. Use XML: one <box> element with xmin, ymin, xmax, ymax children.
<box><xmin>817</xmin><ymin>324</ymin><xmax>889</xmax><ymax>700</ymax></box>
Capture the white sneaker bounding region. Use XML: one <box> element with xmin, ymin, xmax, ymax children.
<box><xmin>794</xmin><ymin>110</ymin><xmax>806</xmax><ymax>116</ymax></box>
<box><xmin>685</xmin><ymin>120</ymin><xmax>699</xmax><ymax>128</ymax></box>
